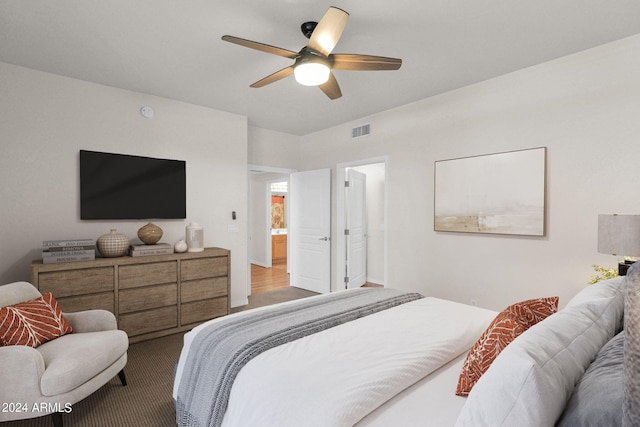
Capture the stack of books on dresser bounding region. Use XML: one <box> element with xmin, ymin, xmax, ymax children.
<box><xmin>129</xmin><ymin>243</ymin><xmax>174</xmax><ymax>257</ymax></box>
<box><xmin>42</xmin><ymin>239</ymin><xmax>96</xmax><ymax>264</ymax></box>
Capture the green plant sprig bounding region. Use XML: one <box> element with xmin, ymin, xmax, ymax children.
<box><xmin>588</xmin><ymin>265</ymin><xmax>618</xmax><ymax>284</ymax></box>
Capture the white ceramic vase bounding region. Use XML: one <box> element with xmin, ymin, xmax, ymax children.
<box><xmin>174</xmin><ymin>239</ymin><xmax>188</xmax><ymax>253</ymax></box>
<box><xmin>186</xmin><ymin>222</ymin><xmax>204</xmax><ymax>252</ymax></box>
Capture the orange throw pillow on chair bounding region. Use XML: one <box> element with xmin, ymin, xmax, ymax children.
<box><xmin>0</xmin><ymin>292</ymin><xmax>72</xmax><ymax>347</ymax></box>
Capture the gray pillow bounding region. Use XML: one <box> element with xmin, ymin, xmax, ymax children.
<box><xmin>556</xmin><ymin>331</ymin><xmax>624</xmax><ymax>427</ymax></box>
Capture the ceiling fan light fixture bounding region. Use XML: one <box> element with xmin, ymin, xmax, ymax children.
<box><xmin>294</xmin><ymin>56</ymin><xmax>330</xmax><ymax>86</ymax></box>
<box><xmin>222</xmin><ymin>7</ymin><xmax>400</xmax><ymax>99</ymax></box>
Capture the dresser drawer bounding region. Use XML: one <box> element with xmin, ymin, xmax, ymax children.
<box><xmin>119</xmin><ymin>283</ymin><xmax>177</xmax><ymax>314</ymax></box>
<box><xmin>181</xmin><ymin>277</ymin><xmax>227</xmax><ymax>303</ymax></box>
<box><xmin>119</xmin><ymin>261</ymin><xmax>177</xmax><ymax>289</ymax></box>
<box><xmin>58</xmin><ymin>293</ymin><xmax>115</xmax><ymax>314</ymax></box>
<box><xmin>37</xmin><ymin>267</ymin><xmax>114</xmax><ymax>298</ymax></box>
<box><xmin>119</xmin><ymin>306</ymin><xmax>178</xmax><ymax>337</ymax></box>
<box><xmin>181</xmin><ymin>298</ymin><xmax>227</xmax><ymax>325</ymax></box>
<box><xmin>181</xmin><ymin>257</ymin><xmax>227</xmax><ymax>281</ymax></box>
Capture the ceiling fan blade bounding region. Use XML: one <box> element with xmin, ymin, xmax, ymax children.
<box><xmin>250</xmin><ymin>66</ymin><xmax>295</xmax><ymax>88</ymax></box>
<box><xmin>319</xmin><ymin>72</ymin><xmax>342</xmax><ymax>99</ymax></box>
<box><xmin>308</xmin><ymin>7</ymin><xmax>349</xmax><ymax>57</ymax></box>
<box><xmin>330</xmin><ymin>54</ymin><xmax>402</xmax><ymax>71</ymax></box>
<box><xmin>222</xmin><ymin>35</ymin><xmax>299</xmax><ymax>59</ymax></box>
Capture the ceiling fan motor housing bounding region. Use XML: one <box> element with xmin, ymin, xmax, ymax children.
<box><xmin>301</xmin><ymin>21</ymin><xmax>318</xmax><ymax>39</ymax></box>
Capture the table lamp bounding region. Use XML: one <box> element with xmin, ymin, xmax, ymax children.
<box><xmin>597</xmin><ymin>214</ymin><xmax>640</xmax><ymax>275</ymax></box>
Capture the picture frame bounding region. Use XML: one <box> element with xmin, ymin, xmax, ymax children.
<box><xmin>434</xmin><ymin>147</ymin><xmax>546</xmax><ymax>236</ymax></box>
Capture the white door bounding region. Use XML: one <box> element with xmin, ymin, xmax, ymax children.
<box><xmin>290</xmin><ymin>169</ymin><xmax>331</xmax><ymax>293</ymax></box>
<box><xmin>346</xmin><ymin>169</ymin><xmax>367</xmax><ymax>289</ymax></box>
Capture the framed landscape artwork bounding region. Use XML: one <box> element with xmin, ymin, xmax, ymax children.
<box><xmin>434</xmin><ymin>147</ymin><xmax>546</xmax><ymax>236</ymax></box>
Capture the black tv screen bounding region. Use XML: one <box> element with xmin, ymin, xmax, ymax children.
<box><xmin>80</xmin><ymin>150</ymin><xmax>186</xmax><ymax>220</ymax></box>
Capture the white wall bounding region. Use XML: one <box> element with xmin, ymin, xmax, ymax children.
<box><xmin>248</xmin><ymin>126</ymin><xmax>299</xmax><ymax>168</ymax></box>
<box><xmin>294</xmin><ymin>35</ymin><xmax>640</xmax><ymax>310</ymax></box>
<box><xmin>0</xmin><ymin>62</ymin><xmax>249</xmax><ymax>307</ymax></box>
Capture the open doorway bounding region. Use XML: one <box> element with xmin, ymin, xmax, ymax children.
<box><xmin>248</xmin><ymin>166</ymin><xmax>295</xmax><ymax>297</ymax></box>
<box><xmin>336</xmin><ymin>157</ymin><xmax>388</xmax><ymax>290</ymax></box>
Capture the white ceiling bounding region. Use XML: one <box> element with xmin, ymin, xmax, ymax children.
<box><xmin>2</xmin><ymin>1</ymin><xmax>639</xmax><ymax>136</ymax></box>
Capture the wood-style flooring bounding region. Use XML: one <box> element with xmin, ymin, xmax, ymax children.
<box><xmin>251</xmin><ymin>260</ymin><xmax>382</xmax><ymax>294</ymax></box>
<box><xmin>251</xmin><ymin>260</ymin><xmax>290</xmax><ymax>294</ymax></box>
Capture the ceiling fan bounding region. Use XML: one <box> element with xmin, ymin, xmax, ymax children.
<box><xmin>221</xmin><ymin>6</ymin><xmax>402</xmax><ymax>100</ymax></box>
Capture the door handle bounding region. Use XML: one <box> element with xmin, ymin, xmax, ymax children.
<box><xmin>318</xmin><ymin>237</ymin><xmax>329</xmax><ymax>241</ymax></box>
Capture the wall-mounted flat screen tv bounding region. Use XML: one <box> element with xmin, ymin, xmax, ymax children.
<box><xmin>80</xmin><ymin>150</ymin><xmax>186</xmax><ymax>220</ymax></box>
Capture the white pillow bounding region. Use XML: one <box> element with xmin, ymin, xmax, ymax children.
<box><xmin>565</xmin><ymin>276</ymin><xmax>625</xmax><ymax>335</ymax></box>
<box><xmin>455</xmin><ymin>295</ymin><xmax>622</xmax><ymax>427</ymax></box>
<box><xmin>565</xmin><ymin>277</ymin><xmax>625</xmax><ymax>308</ymax></box>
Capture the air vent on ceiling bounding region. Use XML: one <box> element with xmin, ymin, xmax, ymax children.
<box><xmin>351</xmin><ymin>124</ymin><xmax>371</xmax><ymax>139</ymax></box>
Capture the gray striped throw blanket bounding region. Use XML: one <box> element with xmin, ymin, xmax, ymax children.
<box><xmin>175</xmin><ymin>288</ymin><xmax>423</xmax><ymax>427</ymax></box>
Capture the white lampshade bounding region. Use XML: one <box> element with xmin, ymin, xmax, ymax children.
<box><xmin>294</xmin><ymin>62</ymin><xmax>330</xmax><ymax>86</ymax></box>
<box><xmin>597</xmin><ymin>214</ymin><xmax>640</xmax><ymax>256</ymax></box>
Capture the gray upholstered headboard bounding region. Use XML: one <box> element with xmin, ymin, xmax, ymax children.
<box><xmin>624</xmin><ymin>262</ymin><xmax>640</xmax><ymax>425</ymax></box>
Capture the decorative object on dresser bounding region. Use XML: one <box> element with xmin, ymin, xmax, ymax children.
<box><xmin>129</xmin><ymin>243</ymin><xmax>174</xmax><ymax>257</ymax></box>
<box><xmin>96</xmin><ymin>229</ymin><xmax>130</xmax><ymax>257</ymax></box>
<box><xmin>186</xmin><ymin>222</ymin><xmax>204</xmax><ymax>252</ymax></box>
<box><xmin>42</xmin><ymin>239</ymin><xmax>96</xmax><ymax>264</ymax></box>
<box><xmin>137</xmin><ymin>222</ymin><xmax>163</xmax><ymax>245</ymax></box>
<box><xmin>175</xmin><ymin>239</ymin><xmax>188</xmax><ymax>253</ymax></box>
<box><xmin>0</xmin><ymin>281</ymin><xmax>129</xmax><ymax>426</ymax></box>
<box><xmin>31</xmin><ymin>247</ymin><xmax>230</xmax><ymax>343</ymax></box>
<box><xmin>597</xmin><ymin>214</ymin><xmax>640</xmax><ymax>275</ymax></box>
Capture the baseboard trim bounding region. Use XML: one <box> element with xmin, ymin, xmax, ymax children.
<box><xmin>250</xmin><ymin>260</ymin><xmax>269</xmax><ymax>268</ymax></box>
<box><xmin>231</xmin><ymin>297</ymin><xmax>249</xmax><ymax>308</ymax></box>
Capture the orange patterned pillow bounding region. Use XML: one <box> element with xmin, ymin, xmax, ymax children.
<box><xmin>0</xmin><ymin>292</ymin><xmax>72</xmax><ymax>347</ymax></box>
<box><xmin>456</xmin><ymin>296</ymin><xmax>559</xmax><ymax>396</ymax></box>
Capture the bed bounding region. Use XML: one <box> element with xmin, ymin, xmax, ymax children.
<box><xmin>173</xmin><ymin>265</ymin><xmax>640</xmax><ymax>427</ymax></box>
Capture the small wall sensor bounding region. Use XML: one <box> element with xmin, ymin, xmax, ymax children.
<box><xmin>232</xmin><ymin>211</ymin><xmax>236</xmax><ymax>220</ymax></box>
<box><xmin>140</xmin><ymin>106</ymin><xmax>154</xmax><ymax>119</ymax></box>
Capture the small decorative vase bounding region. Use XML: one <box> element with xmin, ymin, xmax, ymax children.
<box><xmin>97</xmin><ymin>229</ymin><xmax>130</xmax><ymax>257</ymax></box>
<box><xmin>138</xmin><ymin>222</ymin><xmax>163</xmax><ymax>245</ymax></box>
<box><xmin>186</xmin><ymin>222</ymin><xmax>204</xmax><ymax>252</ymax></box>
<box><xmin>174</xmin><ymin>239</ymin><xmax>188</xmax><ymax>253</ymax></box>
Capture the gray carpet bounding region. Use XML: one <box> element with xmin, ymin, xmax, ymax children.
<box><xmin>231</xmin><ymin>286</ymin><xmax>318</xmax><ymax>313</ymax></box>
<box><xmin>4</xmin><ymin>287</ymin><xmax>317</xmax><ymax>427</ymax></box>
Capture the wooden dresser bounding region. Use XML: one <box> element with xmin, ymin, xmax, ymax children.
<box><xmin>31</xmin><ymin>247</ymin><xmax>230</xmax><ymax>343</ymax></box>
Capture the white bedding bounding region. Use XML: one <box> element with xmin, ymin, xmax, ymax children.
<box><xmin>357</xmin><ymin>353</ymin><xmax>469</xmax><ymax>426</ymax></box>
<box><xmin>176</xmin><ymin>296</ymin><xmax>496</xmax><ymax>427</ymax></box>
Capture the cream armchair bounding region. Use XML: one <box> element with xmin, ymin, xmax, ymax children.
<box><xmin>0</xmin><ymin>281</ymin><xmax>128</xmax><ymax>427</ymax></box>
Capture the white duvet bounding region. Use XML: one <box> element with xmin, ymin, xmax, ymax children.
<box><xmin>198</xmin><ymin>297</ymin><xmax>497</xmax><ymax>427</ymax></box>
